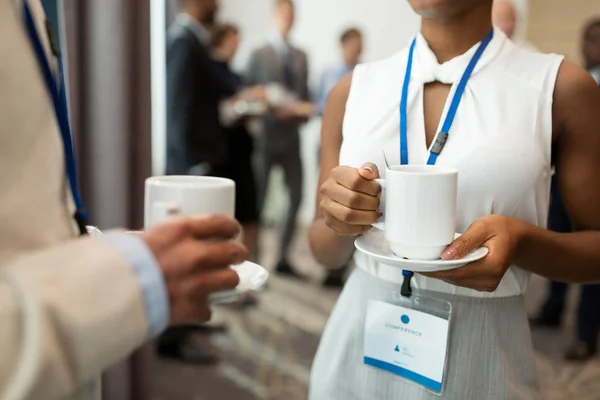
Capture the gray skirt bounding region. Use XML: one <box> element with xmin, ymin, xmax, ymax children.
<box><xmin>309</xmin><ymin>268</ymin><xmax>541</xmax><ymax>400</ymax></box>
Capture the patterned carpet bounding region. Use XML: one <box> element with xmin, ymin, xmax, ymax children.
<box><xmin>136</xmin><ymin>228</ymin><xmax>600</xmax><ymax>400</ymax></box>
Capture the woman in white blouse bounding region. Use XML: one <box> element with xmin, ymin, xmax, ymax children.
<box><xmin>308</xmin><ymin>0</ymin><xmax>600</xmax><ymax>398</ymax></box>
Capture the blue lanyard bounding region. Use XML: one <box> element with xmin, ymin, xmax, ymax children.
<box><xmin>399</xmin><ymin>30</ymin><xmax>494</xmax><ymax>166</ymax></box>
<box><xmin>23</xmin><ymin>1</ymin><xmax>88</xmax><ymax>235</ymax></box>
<box><xmin>398</xmin><ymin>30</ymin><xmax>493</xmax><ymax>297</ymax></box>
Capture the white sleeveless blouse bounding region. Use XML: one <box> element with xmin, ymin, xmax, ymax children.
<box><xmin>341</xmin><ymin>29</ymin><xmax>564</xmax><ymax>298</ymax></box>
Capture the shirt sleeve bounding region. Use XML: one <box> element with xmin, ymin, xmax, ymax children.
<box><xmin>100</xmin><ymin>232</ymin><xmax>169</xmax><ymax>337</ymax></box>
<box><xmin>317</xmin><ymin>67</ymin><xmax>338</xmax><ymax>116</ymax></box>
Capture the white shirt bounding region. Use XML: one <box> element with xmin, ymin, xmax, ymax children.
<box><xmin>269</xmin><ymin>32</ymin><xmax>291</xmax><ymax>57</ymax></box>
<box><xmin>342</xmin><ymin>29</ymin><xmax>564</xmax><ymax>298</ymax></box>
<box><xmin>590</xmin><ymin>66</ymin><xmax>600</xmax><ymax>85</ymax></box>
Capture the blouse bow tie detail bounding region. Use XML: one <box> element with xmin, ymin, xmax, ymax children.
<box><xmin>410</xmin><ymin>29</ymin><xmax>503</xmax><ymax>85</ymax></box>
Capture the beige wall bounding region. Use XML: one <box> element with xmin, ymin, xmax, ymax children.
<box><xmin>527</xmin><ymin>0</ymin><xmax>600</xmax><ymax>65</ymax></box>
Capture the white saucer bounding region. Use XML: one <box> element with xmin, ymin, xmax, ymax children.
<box><xmin>209</xmin><ymin>261</ymin><xmax>269</xmax><ymax>305</ymax></box>
<box><xmin>84</xmin><ymin>227</ymin><xmax>267</xmax><ymax>304</ymax></box>
<box><xmin>354</xmin><ymin>231</ymin><xmax>489</xmax><ymax>272</ymax></box>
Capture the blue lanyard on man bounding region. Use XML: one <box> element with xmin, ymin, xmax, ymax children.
<box><xmin>22</xmin><ymin>1</ymin><xmax>88</xmax><ymax>235</ymax></box>
<box><xmin>398</xmin><ymin>30</ymin><xmax>494</xmax><ymax>297</ymax></box>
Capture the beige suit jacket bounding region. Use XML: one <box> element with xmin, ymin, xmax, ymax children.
<box><xmin>0</xmin><ymin>1</ymin><xmax>150</xmax><ymax>399</ymax></box>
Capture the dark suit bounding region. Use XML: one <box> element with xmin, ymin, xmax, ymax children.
<box><xmin>166</xmin><ymin>20</ymin><xmax>236</xmax><ymax>176</ymax></box>
<box><xmin>246</xmin><ymin>41</ymin><xmax>310</xmax><ymax>264</ymax></box>
<box><xmin>160</xmin><ymin>16</ymin><xmax>239</xmax><ymax>363</ymax></box>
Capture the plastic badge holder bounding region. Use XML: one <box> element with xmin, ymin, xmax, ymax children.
<box><xmin>364</xmin><ymin>280</ymin><xmax>452</xmax><ymax>397</ymax></box>
<box><xmin>394</xmin><ymin>290</ymin><xmax>451</xmax><ymax>396</ymax></box>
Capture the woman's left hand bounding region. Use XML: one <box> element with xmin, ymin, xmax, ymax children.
<box><xmin>421</xmin><ymin>215</ymin><xmax>524</xmax><ymax>292</ymax></box>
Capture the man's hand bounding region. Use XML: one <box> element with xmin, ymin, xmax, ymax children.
<box><xmin>142</xmin><ymin>215</ymin><xmax>248</xmax><ymax>325</ymax></box>
<box><xmin>239</xmin><ymin>85</ymin><xmax>268</xmax><ymax>102</ymax></box>
<box><xmin>274</xmin><ymin>104</ymin><xmax>300</xmax><ymax>119</ymax></box>
<box><xmin>273</xmin><ymin>102</ymin><xmax>315</xmax><ymax>122</ymax></box>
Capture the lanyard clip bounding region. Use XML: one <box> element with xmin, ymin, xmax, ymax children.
<box><xmin>44</xmin><ymin>18</ymin><xmax>61</xmax><ymax>57</ymax></box>
<box><xmin>74</xmin><ymin>210</ymin><xmax>88</xmax><ymax>236</ymax></box>
<box><xmin>430</xmin><ymin>132</ymin><xmax>449</xmax><ymax>155</ymax></box>
<box><xmin>401</xmin><ymin>270</ymin><xmax>414</xmax><ymax>298</ymax></box>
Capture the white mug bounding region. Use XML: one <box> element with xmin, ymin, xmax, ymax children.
<box><xmin>373</xmin><ymin>165</ymin><xmax>458</xmax><ymax>260</ymax></box>
<box><xmin>144</xmin><ymin>175</ymin><xmax>235</xmax><ymax>228</ymax></box>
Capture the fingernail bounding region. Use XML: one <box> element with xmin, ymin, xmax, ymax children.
<box><xmin>441</xmin><ymin>248</ymin><xmax>457</xmax><ymax>261</ymax></box>
<box><xmin>361</xmin><ymin>164</ymin><xmax>374</xmax><ymax>173</ymax></box>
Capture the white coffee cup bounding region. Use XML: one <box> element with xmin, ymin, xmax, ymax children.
<box><xmin>373</xmin><ymin>165</ymin><xmax>458</xmax><ymax>260</ymax></box>
<box><xmin>144</xmin><ymin>175</ymin><xmax>235</xmax><ymax>228</ymax></box>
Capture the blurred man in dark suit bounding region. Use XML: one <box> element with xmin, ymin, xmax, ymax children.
<box><xmin>162</xmin><ymin>0</ymin><xmax>266</xmax><ymax>365</ymax></box>
<box><xmin>246</xmin><ymin>0</ymin><xmax>312</xmax><ymax>279</ymax></box>
<box><xmin>166</xmin><ymin>0</ymin><xmax>265</xmax><ymax>177</ymax></box>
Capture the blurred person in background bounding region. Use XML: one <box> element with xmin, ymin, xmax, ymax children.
<box><xmin>316</xmin><ymin>27</ymin><xmax>363</xmax><ymax>288</ymax></box>
<box><xmin>166</xmin><ymin>0</ymin><xmax>265</xmax><ymax>177</ymax></box>
<box><xmin>316</xmin><ymin>28</ymin><xmax>363</xmax><ymax>115</ymax></box>
<box><xmin>309</xmin><ymin>0</ymin><xmax>600</xmax><ymax>397</ymax></box>
<box><xmin>585</xmin><ymin>19</ymin><xmax>600</xmax><ymax>84</ymax></box>
<box><xmin>210</xmin><ymin>24</ymin><xmax>260</xmax><ymax>263</ymax></box>
<box><xmin>492</xmin><ymin>0</ymin><xmax>537</xmax><ymax>51</ymax></box>
<box><xmin>162</xmin><ymin>0</ymin><xmax>266</xmax><ymax>364</ymax></box>
<box><xmin>530</xmin><ymin>18</ymin><xmax>600</xmax><ymax>361</ymax></box>
<box><xmin>209</xmin><ymin>24</ymin><xmax>263</xmax><ymax>309</ymax></box>
<box><xmin>246</xmin><ymin>0</ymin><xmax>311</xmax><ymax>279</ymax></box>
<box><xmin>491</xmin><ymin>0</ymin><xmax>516</xmax><ymax>38</ymax></box>
<box><xmin>0</xmin><ymin>0</ymin><xmax>247</xmax><ymax>397</ymax></box>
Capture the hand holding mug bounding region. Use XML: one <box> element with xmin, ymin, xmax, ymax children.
<box><xmin>144</xmin><ymin>176</ymin><xmax>245</xmax><ymax>323</ymax></box>
<box><xmin>319</xmin><ymin>163</ymin><xmax>382</xmax><ymax>235</ymax></box>
<box><xmin>142</xmin><ymin>215</ymin><xmax>248</xmax><ymax>324</ymax></box>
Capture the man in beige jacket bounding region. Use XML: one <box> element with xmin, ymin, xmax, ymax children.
<box><xmin>0</xmin><ymin>0</ymin><xmax>247</xmax><ymax>399</ymax></box>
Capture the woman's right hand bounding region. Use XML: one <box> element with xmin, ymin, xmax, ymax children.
<box><xmin>319</xmin><ymin>163</ymin><xmax>382</xmax><ymax>236</ymax></box>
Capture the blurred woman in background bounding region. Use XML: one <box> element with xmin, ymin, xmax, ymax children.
<box><xmin>210</xmin><ymin>24</ymin><xmax>260</xmax><ymax>259</ymax></box>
